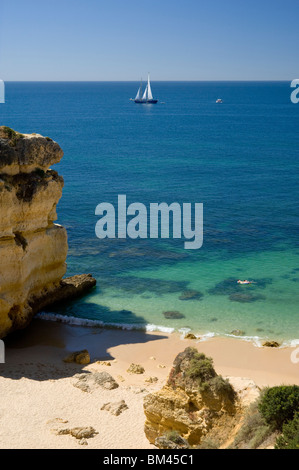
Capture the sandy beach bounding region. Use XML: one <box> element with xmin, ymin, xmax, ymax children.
<box><xmin>0</xmin><ymin>319</ymin><xmax>298</xmax><ymax>449</ymax></box>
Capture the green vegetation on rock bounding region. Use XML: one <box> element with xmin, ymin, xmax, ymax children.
<box><xmin>258</xmin><ymin>385</ymin><xmax>299</xmax><ymax>430</ymax></box>
<box><xmin>184</xmin><ymin>349</ymin><xmax>236</xmax><ymax>401</ymax></box>
<box><xmin>275</xmin><ymin>412</ymin><xmax>299</xmax><ymax>449</ymax></box>
<box><xmin>1</xmin><ymin>126</ymin><xmax>24</xmax><ymax>146</ymax></box>
<box><xmin>232</xmin><ymin>385</ymin><xmax>299</xmax><ymax>449</ymax></box>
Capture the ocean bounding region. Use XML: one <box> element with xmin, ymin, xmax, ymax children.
<box><xmin>1</xmin><ymin>81</ymin><xmax>299</xmax><ymax>345</ymax></box>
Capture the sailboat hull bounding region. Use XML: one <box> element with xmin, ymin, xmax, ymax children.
<box><xmin>134</xmin><ymin>99</ymin><xmax>158</xmax><ymax>104</ymax></box>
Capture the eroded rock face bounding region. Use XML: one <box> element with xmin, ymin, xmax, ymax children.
<box><xmin>0</xmin><ymin>127</ymin><xmax>68</xmax><ymax>338</ymax></box>
<box><xmin>144</xmin><ymin>347</ymin><xmax>259</xmax><ymax>448</ymax></box>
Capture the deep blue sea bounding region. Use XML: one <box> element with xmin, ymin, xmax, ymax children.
<box><xmin>1</xmin><ymin>81</ymin><xmax>299</xmax><ymax>344</ymax></box>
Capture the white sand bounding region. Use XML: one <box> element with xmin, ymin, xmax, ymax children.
<box><xmin>0</xmin><ymin>319</ymin><xmax>298</xmax><ymax>449</ymax></box>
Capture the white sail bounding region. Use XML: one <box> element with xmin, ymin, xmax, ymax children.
<box><xmin>142</xmin><ymin>85</ymin><xmax>148</xmax><ymax>101</ymax></box>
<box><xmin>147</xmin><ymin>75</ymin><xmax>153</xmax><ymax>100</ymax></box>
<box><xmin>135</xmin><ymin>86</ymin><xmax>142</xmax><ymax>100</ymax></box>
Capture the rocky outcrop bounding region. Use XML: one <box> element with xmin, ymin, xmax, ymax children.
<box><xmin>30</xmin><ymin>274</ymin><xmax>96</xmax><ymax>314</ymax></box>
<box><xmin>0</xmin><ymin>127</ymin><xmax>68</xmax><ymax>337</ymax></box>
<box><xmin>143</xmin><ymin>347</ymin><xmax>259</xmax><ymax>448</ymax></box>
<box><xmin>0</xmin><ymin>127</ymin><xmax>95</xmax><ymax>338</ymax></box>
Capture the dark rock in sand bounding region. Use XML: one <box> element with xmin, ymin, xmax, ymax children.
<box><xmin>163</xmin><ymin>311</ymin><xmax>185</xmax><ymax>320</ymax></box>
<box><xmin>127</xmin><ymin>363</ymin><xmax>145</xmax><ymax>374</ymax></box>
<box><xmin>53</xmin><ymin>426</ymin><xmax>97</xmax><ymax>440</ymax></box>
<box><xmin>184</xmin><ymin>333</ymin><xmax>197</xmax><ymax>340</ymax></box>
<box><xmin>63</xmin><ymin>349</ymin><xmax>90</xmax><ymax>365</ymax></box>
<box><xmin>179</xmin><ymin>290</ymin><xmax>203</xmax><ymax>301</ymax></box>
<box><xmin>101</xmin><ymin>400</ymin><xmax>128</xmax><ymax>416</ymax></box>
<box><xmin>73</xmin><ymin>371</ymin><xmax>119</xmax><ymax>392</ymax></box>
<box><xmin>262</xmin><ymin>341</ymin><xmax>280</xmax><ymax>348</ymax></box>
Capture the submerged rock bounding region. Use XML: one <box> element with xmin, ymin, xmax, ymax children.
<box><xmin>229</xmin><ymin>292</ymin><xmax>265</xmax><ymax>303</ymax></box>
<box><xmin>208</xmin><ymin>278</ymin><xmax>240</xmax><ymax>296</ymax></box>
<box><xmin>163</xmin><ymin>311</ymin><xmax>185</xmax><ymax>319</ymax></box>
<box><xmin>179</xmin><ymin>290</ymin><xmax>203</xmax><ymax>301</ymax></box>
<box><xmin>100</xmin><ymin>276</ymin><xmax>188</xmax><ymax>296</ymax></box>
<box><xmin>230</xmin><ymin>330</ymin><xmax>245</xmax><ymax>336</ymax></box>
<box><xmin>208</xmin><ymin>277</ymin><xmax>272</xmax><ymax>297</ymax></box>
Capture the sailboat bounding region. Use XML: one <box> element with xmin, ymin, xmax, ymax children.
<box><xmin>134</xmin><ymin>74</ymin><xmax>158</xmax><ymax>104</ymax></box>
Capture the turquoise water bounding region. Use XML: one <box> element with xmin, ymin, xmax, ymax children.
<box><xmin>2</xmin><ymin>81</ymin><xmax>299</xmax><ymax>343</ymax></box>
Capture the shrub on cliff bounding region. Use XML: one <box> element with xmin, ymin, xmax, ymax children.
<box><xmin>186</xmin><ymin>351</ymin><xmax>216</xmax><ymax>385</ymax></box>
<box><xmin>275</xmin><ymin>412</ymin><xmax>299</xmax><ymax>449</ymax></box>
<box><xmin>209</xmin><ymin>375</ymin><xmax>236</xmax><ymax>403</ymax></box>
<box><xmin>258</xmin><ymin>385</ymin><xmax>299</xmax><ymax>430</ymax></box>
<box><xmin>1</xmin><ymin>126</ymin><xmax>24</xmax><ymax>146</ymax></box>
<box><xmin>169</xmin><ymin>347</ymin><xmax>236</xmax><ymax>404</ymax></box>
<box><xmin>231</xmin><ymin>398</ymin><xmax>273</xmax><ymax>449</ymax></box>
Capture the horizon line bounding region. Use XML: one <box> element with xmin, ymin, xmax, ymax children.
<box><xmin>2</xmin><ymin>79</ymin><xmax>293</xmax><ymax>83</ymax></box>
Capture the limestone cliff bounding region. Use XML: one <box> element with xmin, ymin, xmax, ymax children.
<box><xmin>144</xmin><ymin>347</ymin><xmax>260</xmax><ymax>448</ymax></box>
<box><xmin>0</xmin><ymin>127</ymin><xmax>68</xmax><ymax>337</ymax></box>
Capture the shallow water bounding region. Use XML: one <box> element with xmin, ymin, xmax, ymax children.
<box><xmin>2</xmin><ymin>81</ymin><xmax>299</xmax><ymax>343</ymax></box>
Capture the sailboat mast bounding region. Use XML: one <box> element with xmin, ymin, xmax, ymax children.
<box><xmin>133</xmin><ymin>73</ymin><xmax>158</xmax><ymax>103</ymax></box>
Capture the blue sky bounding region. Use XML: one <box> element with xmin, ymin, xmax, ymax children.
<box><xmin>0</xmin><ymin>0</ymin><xmax>298</xmax><ymax>80</ymax></box>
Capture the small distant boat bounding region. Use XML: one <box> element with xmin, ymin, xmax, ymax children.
<box><xmin>134</xmin><ymin>74</ymin><xmax>158</xmax><ymax>104</ymax></box>
<box><xmin>216</xmin><ymin>98</ymin><xmax>223</xmax><ymax>103</ymax></box>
